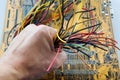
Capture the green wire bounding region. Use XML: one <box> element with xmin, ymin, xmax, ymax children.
<box><xmin>64</xmin><ymin>43</ymin><xmax>90</xmax><ymax>51</ymax></box>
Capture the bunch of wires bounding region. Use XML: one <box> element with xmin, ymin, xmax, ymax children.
<box><xmin>10</xmin><ymin>0</ymin><xmax>120</xmax><ymax>71</ymax></box>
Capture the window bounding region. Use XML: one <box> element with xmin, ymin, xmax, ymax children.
<box><xmin>22</xmin><ymin>0</ymin><xmax>35</xmax><ymax>17</ymax></box>
<box><xmin>23</xmin><ymin>5</ymin><xmax>33</xmax><ymax>17</ymax></box>
<box><xmin>10</xmin><ymin>0</ymin><xmax>12</xmax><ymax>3</ymax></box>
<box><xmin>15</xmin><ymin>9</ymin><xmax>18</xmax><ymax>25</ymax></box>
<box><xmin>7</xmin><ymin>20</ymin><xmax>9</xmax><ymax>28</ymax></box>
<box><xmin>20</xmin><ymin>0</ymin><xmax>22</xmax><ymax>6</ymax></box>
<box><xmin>8</xmin><ymin>10</ymin><xmax>11</xmax><ymax>18</ymax></box>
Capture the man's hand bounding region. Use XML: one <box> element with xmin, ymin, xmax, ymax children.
<box><xmin>0</xmin><ymin>24</ymin><xmax>67</xmax><ymax>80</ymax></box>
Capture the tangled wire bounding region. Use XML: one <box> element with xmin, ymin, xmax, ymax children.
<box><xmin>7</xmin><ymin>0</ymin><xmax>119</xmax><ymax>71</ymax></box>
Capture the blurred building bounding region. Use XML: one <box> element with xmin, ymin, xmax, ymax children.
<box><xmin>0</xmin><ymin>0</ymin><xmax>23</xmax><ymax>56</ymax></box>
<box><xmin>0</xmin><ymin>0</ymin><xmax>37</xmax><ymax>55</ymax></box>
<box><xmin>0</xmin><ymin>0</ymin><xmax>119</xmax><ymax>80</ymax></box>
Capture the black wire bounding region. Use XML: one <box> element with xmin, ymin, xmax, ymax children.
<box><xmin>77</xmin><ymin>48</ymin><xmax>91</xmax><ymax>58</ymax></box>
<box><xmin>64</xmin><ymin>8</ymin><xmax>96</xmax><ymax>31</ymax></box>
<box><xmin>69</xmin><ymin>45</ymin><xmax>91</xmax><ymax>58</ymax></box>
<box><xmin>54</xmin><ymin>0</ymin><xmax>65</xmax><ymax>46</ymax></box>
<box><xmin>64</xmin><ymin>23</ymin><xmax>102</xmax><ymax>39</ymax></box>
<box><xmin>72</xmin><ymin>23</ymin><xmax>102</xmax><ymax>35</ymax></box>
<box><xmin>86</xmin><ymin>42</ymin><xmax>107</xmax><ymax>51</ymax></box>
<box><xmin>94</xmin><ymin>22</ymin><xmax>102</xmax><ymax>32</ymax></box>
<box><xmin>65</xmin><ymin>11</ymin><xmax>74</xmax><ymax>30</ymax></box>
<box><xmin>64</xmin><ymin>11</ymin><xmax>83</xmax><ymax>34</ymax></box>
<box><xmin>83</xmin><ymin>39</ymin><xmax>108</xmax><ymax>48</ymax></box>
<box><xmin>61</xmin><ymin>12</ymin><xmax>83</xmax><ymax>43</ymax></box>
<box><xmin>31</xmin><ymin>0</ymin><xmax>53</xmax><ymax>24</ymax></box>
<box><xmin>63</xmin><ymin>1</ymin><xmax>73</xmax><ymax>10</ymax></box>
<box><xmin>67</xmin><ymin>23</ymin><xmax>77</xmax><ymax>43</ymax></box>
<box><xmin>76</xmin><ymin>8</ymin><xmax>96</xmax><ymax>13</ymax></box>
<box><xmin>7</xmin><ymin>24</ymin><xmax>19</xmax><ymax>46</ymax></box>
<box><xmin>59</xmin><ymin>0</ymin><xmax>65</xmax><ymax>35</ymax></box>
<box><xmin>77</xmin><ymin>18</ymin><xmax>96</xmax><ymax>25</ymax></box>
<box><xmin>68</xmin><ymin>40</ymin><xmax>108</xmax><ymax>51</ymax></box>
<box><xmin>36</xmin><ymin>0</ymin><xmax>55</xmax><ymax>24</ymax></box>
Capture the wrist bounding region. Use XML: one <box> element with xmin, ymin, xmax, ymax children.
<box><xmin>0</xmin><ymin>63</ymin><xmax>19</xmax><ymax>80</ymax></box>
<box><xmin>0</xmin><ymin>63</ymin><xmax>28</xmax><ymax>80</ymax></box>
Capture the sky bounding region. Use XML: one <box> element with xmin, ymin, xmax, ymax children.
<box><xmin>0</xmin><ymin>0</ymin><xmax>120</xmax><ymax>63</ymax></box>
<box><xmin>0</xmin><ymin>0</ymin><xmax>7</xmax><ymax>47</ymax></box>
<box><xmin>111</xmin><ymin>0</ymin><xmax>120</xmax><ymax>63</ymax></box>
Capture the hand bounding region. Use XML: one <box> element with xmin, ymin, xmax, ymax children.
<box><xmin>0</xmin><ymin>24</ymin><xmax>67</xmax><ymax>80</ymax></box>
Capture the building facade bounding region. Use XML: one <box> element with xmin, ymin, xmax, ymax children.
<box><xmin>0</xmin><ymin>0</ymin><xmax>119</xmax><ymax>80</ymax></box>
<box><xmin>0</xmin><ymin>0</ymin><xmax>36</xmax><ymax>55</ymax></box>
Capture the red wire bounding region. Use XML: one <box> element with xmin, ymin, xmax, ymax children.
<box><xmin>91</xmin><ymin>37</ymin><xmax>117</xmax><ymax>43</ymax></box>
<box><xmin>82</xmin><ymin>7</ymin><xmax>95</xmax><ymax>32</ymax></box>
<box><xmin>73</xmin><ymin>36</ymin><xmax>117</xmax><ymax>46</ymax></box>
<box><xmin>42</xmin><ymin>3</ymin><xmax>73</xmax><ymax>24</ymax></box>
<box><xmin>47</xmin><ymin>45</ymin><xmax>62</xmax><ymax>71</ymax></box>
<box><xmin>72</xmin><ymin>32</ymin><xmax>104</xmax><ymax>36</ymax></box>
<box><xmin>82</xmin><ymin>7</ymin><xmax>96</xmax><ymax>39</ymax></box>
<box><xmin>69</xmin><ymin>32</ymin><xmax>119</xmax><ymax>50</ymax></box>
<box><xmin>70</xmin><ymin>32</ymin><xmax>104</xmax><ymax>43</ymax></box>
<box><xmin>70</xmin><ymin>32</ymin><xmax>117</xmax><ymax>45</ymax></box>
<box><xmin>90</xmin><ymin>41</ymin><xmax>120</xmax><ymax>50</ymax></box>
<box><xmin>68</xmin><ymin>47</ymin><xmax>90</xmax><ymax>69</ymax></box>
<box><xmin>70</xmin><ymin>32</ymin><xmax>104</xmax><ymax>39</ymax></box>
<box><xmin>39</xmin><ymin>8</ymin><xmax>49</xmax><ymax>22</ymax></box>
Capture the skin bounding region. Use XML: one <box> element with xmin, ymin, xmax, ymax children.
<box><xmin>0</xmin><ymin>24</ymin><xmax>67</xmax><ymax>80</ymax></box>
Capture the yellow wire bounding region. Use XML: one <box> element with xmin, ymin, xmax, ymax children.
<box><xmin>53</xmin><ymin>0</ymin><xmax>68</xmax><ymax>31</ymax></box>
<box><xmin>21</xmin><ymin>0</ymin><xmax>50</xmax><ymax>30</ymax></box>
<box><xmin>16</xmin><ymin>0</ymin><xmax>51</xmax><ymax>34</ymax></box>
<box><xmin>30</xmin><ymin>1</ymin><xmax>50</xmax><ymax>24</ymax></box>
<box><xmin>61</xmin><ymin>0</ymin><xmax>84</xmax><ymax>38</ymax></box>
<box><xmin>21</xmin><ymin>0</ymin><xmax>42</xmax><ymax>29</ymax></box>
<box><xmin>57</xmin><ymin>33</ymin><xmax>66</xmax><ymax>43</ymax></box>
